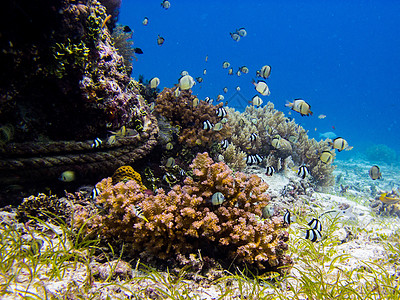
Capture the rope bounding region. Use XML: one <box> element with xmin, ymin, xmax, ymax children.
<box><xmin>0</xmin><ymin>115</ymin><xmax>159</xmax><ymax>186</ymax></box>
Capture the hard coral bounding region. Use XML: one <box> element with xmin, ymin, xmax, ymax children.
<box><xmin>75</xmin><ymin>153</ymin><xmax>292</xmax><ymax>274</ymax></box>
<box><xmin>226</xmin><ymin>104</ymin><xmax>335</xmax><ymax>186</ymax></box>
<box><xmin>154</xmin><ymin>88</ymin><xmax>231</xmax><ymax>148</ymax></box>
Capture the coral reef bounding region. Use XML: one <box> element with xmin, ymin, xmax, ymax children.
<box><xmin>154</xmin><ymin>88</ymin><xmax>232</xmax><ymax>149</ymax></box>
<box><xmin>74</xmin><ymin>153</ymin><xmax>292</xmax><ymax>274</ymax></box>
<box><xmin>0</xmin><ymin>0</ymin><xmax>159</xmax><ymax>201</ymax></box>
<box><xmin>16</xmin><ymin>193</ymin><xmax>72</xmax><ymax>224</ymax></box>
<box><xmin>365</xmin><ymin>144</ymin><xmax>397</xmax><ymax>164</ymax></box>
<box><xmin>111</xmin><ymin>24</ymin><xmax>135</xmax><ymax>75</ymax></box>
<box><xmin>225</xmin><ymin>104</ymin><xmax>335</xmax><ymax>186</ymax></box>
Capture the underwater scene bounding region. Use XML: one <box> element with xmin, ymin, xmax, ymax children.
<box><xmin>1</xmin><ymin>0</ymin><xmax>400</xmax><ymax>299</ymax></box>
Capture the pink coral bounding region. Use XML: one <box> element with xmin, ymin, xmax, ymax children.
<box><xmin>75</xmin><ymin>153</ymin><xmax>292</xmax><ymax>274</ymax></box>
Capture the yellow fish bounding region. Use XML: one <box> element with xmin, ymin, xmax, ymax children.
<box><xmin>379</xmin><ymin>193</ymin><xmax>400</xmax><ymax>205</ymax></box>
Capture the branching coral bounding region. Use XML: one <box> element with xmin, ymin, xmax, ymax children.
<box><xmin>74</xmin><ymin>153</ymin><xmax>292</xmax><ymax>274</ymax></box>
<box><xmin>225</xmin><ymin>103</ymin><xmax>335</xmax><ymax>186</ymax></box>
<box><xmin>154</xmin><ymin>88</ymin><xmax>232</xmax><ymax>149</ymax></box>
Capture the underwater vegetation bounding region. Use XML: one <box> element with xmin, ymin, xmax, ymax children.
<box><xmin>73</xmin><ymin>153</ymin><xmax>292</xmax><ymax>274</ymax></box>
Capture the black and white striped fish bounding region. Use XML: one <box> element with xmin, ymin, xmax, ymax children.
<box><xmin>249</xmin><ymin>133</ymin><xmax>258</xmax><ymax>142</ymax></box>
<box><xmin>246</xmin><ymin>154</ymin><xmax>262</xmax><ymax>165</ymax></box>
<box><xmin>131</xmin><ymin>205</ymin><xmax>149</xmax><ymax>222</ymax></box>
<box><xmin>246</xmin><ymin>155</ymin><xmax>257</xmax><ymax>165</ymax></box>
<box><xmin>91</xmin><ymin>187</ymin><xmax>101</xmax><ymax>199</ymax></box>
<box><xmin>254</xmin><ymin>154</ymin><xmax>263</xmax><ymax>164</ymax></box>
<box><xmin>265</xmin><ymin>166</ymin><xmax>275</xmax><ymax>176</ymax></box>
<box><xmin>305</xmin><ymin>229</ymin><xmax>322</xmax><ymax>242</ymax></box>
<box><xmin>297</xmin><ymin>165</ymin><xmax>310</xmax><ymax>179</ymax></box>
<box><xmin>91</xmin><ymin>137</ymin><xmax>102</xmax><ymax>148</ymax></box>
<box><xmin>216</xmin><ymin>107</ymin><xmax>227</xmax><ymax>118</ymax></box>
<box><xmin>221</xmin><ymin>139</ymin><xmax>229</xmax><ymax>150</ymax></box>
<box><xmin>283</xmin><ymin>209</ymin><xmax>292</xmax><ymax>225</ymax></box>
<box><xmin>308</xmin><ymin>218</ymin><xmax>322</xmax><ymax>232</ymax></box>
<box><xmin>204</xmin><ymin>97</ymin><xmax>213</xmax><ymax>104</ymax></box>
<box><xmin>202</xmin><ymin>120</ymin><xmax>213</xmax><ymax>130</ymax></box>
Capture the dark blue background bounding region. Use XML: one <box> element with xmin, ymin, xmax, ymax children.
<box><xmin>118</xmin><ymin>0</ymin><xmax>400</xmax><ymax>157</ymax></box>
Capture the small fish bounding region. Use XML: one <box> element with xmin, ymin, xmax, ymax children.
<box><xmin>203</xmin><ymin>120</ymin><xmax>213</xmax><ymax>130</ymax></box>
<box><xmin>217</xmin><ymin>94</ymin><xmax>224</xmax><ymax>101</ymax></box>
<box><xmin>203</xmin><ymin>69</ymin><xmax>207</xmax><ymax>75</ymax></box>
<box><xmin>204</xmin><ymin>97</ymin><xmax>213</xmax><ymax>104</ymax></box>
<box><xmin>308</xmin><ymin>218</ymin><xmax>322</xmax><ymax>231</ymax></box>
<box><xmin>369</xmin><ymin>165</ymin><xmax>382</xmax><ymax>180</ymax></box>
<box><xmin>318</xmin><ymin>114</ymin><xmax>326</xmax><ymax>119</ymax></box>
<box><xmin>59</xmin><ymin>171</ymin><xmax>75</xmax><ymax>182</ymax></box>
<box><xmin>142</xmin><ymin>17</ymin><xmax>149</xmax><ymax>25</ymax></box>
<box><xmin>297</xmin><ymin>165</ymin><xmax>310</xmax><ymax>179</ymax></box>
<box><xmin>223</xmin><ymin>87</ymin><xmax>228</xmax><ymax>93</ymax></box>
<box><xmin>319</xmin><ymin>150</ymin><xmax>333</xmax><ymax>164</ymax></box>
<box><xmin>192</xmin><ymin>97</ymin><xmax>200</xmax><ymax>108</ymax></box>
<box><xmin>239</xmin><ymin>66</ymin><xmax>249</xmax><ymax>73</ymax></box>
<box><xmin>254</xmin><ymin>154</ymin><xmax>263</xmax><ymax>164</ymax></box>
<box><xmin>131</xmin><ymin>205</ymin><xmax>149</xmax><ymax>222</ymax></box>
<box><xmin>222</xmin><ymin>61</ymin><xmax>230</xmax><ymax>69</ymax></box>
<box><xmin>228</xmin><ymin>68</ymin><xmax>233</xmax><ymax>75</ymax></box>
<box><xmin>157</xmin><ymin>35</ymin><xmax>165</xmax><ymax>46</ymax></box>
<box><xmin>149</xmin><ymin>77</ymin><xmax>160</xmax><ymax>89</ymax></box>
<box><xmin>236</xmin><ymin>27</ymin><xmax>247</xmax><ymax>37</ymax></box>
<box><xmin>379</xmin><ymin>193</ymin><xmax>400</xmax><ymax>205</ymax></box>
<box><xmin>211</xmin><ymin>192</ymin><xmax>225</xmax><ymax>205</ymax></box>
<box><xmin>179</xmin><ymin>75</ymin><xmax>195</xmax><ymax>90</ymax></box>
<box><xmin>330</xmin><ymin>137</ymin><xmax>348</xmax><ymax>152</ymax></box>
<box><xmin>271</xmin><ymin>135</ymin><xmax>281</xmax><ymax>149</ymax></box>
<box><xmin>123</xmin><ymin>25</ymin><xmax>132</xmax><ymax>33</ymax></box>
<box><xmin>253</xmin><ymin>80</ymin><xmax>270</xmax><ymax>96</ymax></box>
<box><xmin>165</xmin><ymin>157</ymin><xmax>175</xmax><ymax>168</ymax></box>
<box><xmin>220</xmin><ymin>117</ymin><xmax>228</xmax><ymax>124</ymax></box>
<box><xmin>283</xmin><ymin>210</ymin><xmax>292</xmax><ymax>225</ymax></box>
<box><xmin>250</xmin><ymin>132</ymin><xmax>258</xmax><ymax>142</ymax></box>
<box><xmin>236</xmin><ymin>70</ymin><xmax>241</xmax><ymax>77</ymax></box>
<box><xmin>196</xmin><ymin>77</ymin><xmax>203</xmax><ymax>83</ymax></box>
<box><xmin>205</xmin><ymin>55</ymin><xmax>208</xmax><ymax>62</ymax></box>
<box><xmin>257</xmin><ymin>65</ymin><xmax>271</xmax><ymax>79</ymax></box>
<box><xmin>216</xmin><ymin>107</ymin><xmax>227</xmax><ymax>117</ymax></box>
<box><xmin>181</xmin><ymin>70</ymin><xmax>189</xmax><ymax>76</ymax></box>
<box><xmin>238</xmin><ymin>119</ymin><xmax>245</xmax><ymax>127</ymax></box>
<box><xmin>91</xmin><ymin>137</ymin><xmax>102</xmax><ymax>148</ymax></box>
<box><xmin>134</xmin><ymin>47</ymin><xmax>143</xmax><ymax>54</ymax></box>
<box><xmin>251</xmin><ymin>95</ymin><xmax>263</xmax><ymax>107</ymax></box>
<box><xmin>161</xmin><ymin>0</ymin><xmax>171</xmax><ymax>9</ymax></box>
<box><xmin>265</xmin><ymin>166</ymin><xmax>275</xmax><ymax>176</ymax></box>
<box><xmin>246</xmin><ymin>155</ymin><xmax>257</xmax><ymax>165</ymax></box>
<box><xmin>174</xmin><ymin>87</ymin><xmax>181</xmax><ymax>97</ymax></box>
<box><xmin>213</xmin><ymin>122</ymin><xmax>223</xmax><ymax>131</ymax></box>
<box><xmin>262</xmin><ymin>204</ymin><xmax>275</xmax><ymax>218</ymax></box>
<box><xmin>236</xmin><ymin>86</ymin><xmax>240</xmax><ymax>91</ymax></box>
<box><xmin>230</xmin><ymin>32</ymin><xmax>240</xmax><ymax>41</ymax></box>
<box><xmin>91</xmin><ymin>187</ymin><xmax>101</xmax><ymax>199</ymax></box>
<box><xmin>165</xmin><ymin>142</ymin><xmax>173</xmax><ymax>150</ymax></box>
<box><xmin>305</xmin><ymin>229</ymin><xmax>322</xmax><ymax>242</ymax></box>
<box><xmin>221</xmin><ymin>139</ymin><xmax>229</xmax><ymax>150</ymax></box>
<box><xmin>285</xmin><ymin>99</ymin><xmax>313</xmax><ymax>116</ymax></box>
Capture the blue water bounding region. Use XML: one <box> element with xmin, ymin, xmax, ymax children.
<box><xmin>118</xmin><ymin>0</ymin><xmax>400</xmax><ymax>158</ymax></box>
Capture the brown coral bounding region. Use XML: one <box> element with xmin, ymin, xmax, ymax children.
<box><xmin>154</xmin><ymin>88</ymin><xmax>231</xmax><ymax>148</ymax></box>
<box><xmin>74</xmin><ymin>152</ymin><xmax>292</xmax><ymax>274</ymax></box>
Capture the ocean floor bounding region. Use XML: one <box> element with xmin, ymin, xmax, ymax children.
<box><xmin>1</xmin><ymin>158</ymin><xmax>400</xmax><ymax>299</ymax></box>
